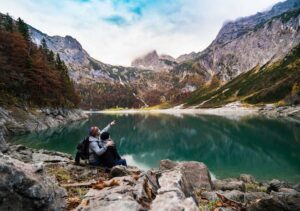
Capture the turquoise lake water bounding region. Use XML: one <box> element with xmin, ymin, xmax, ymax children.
<box><xmin>9</xmin><ymin>113</ymin><xmax>300</xmax><ymax>182</ymax></box>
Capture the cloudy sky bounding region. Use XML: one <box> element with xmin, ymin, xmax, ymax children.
<box><xmin>0</xmin><ymin>0</ymin><xmax>281</xmax><ymax>66</ymax></box>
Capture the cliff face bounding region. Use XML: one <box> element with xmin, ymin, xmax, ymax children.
<box><xmin>29</xmin><ymin>27</ymin><xmax>113</xmax><ymax>83</ymax></box>
<box><xmin>182</xmin><ymin>1</ymin><xmax>300</xmax><ymax>82</ymax></box>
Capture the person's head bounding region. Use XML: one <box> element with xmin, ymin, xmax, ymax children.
<box><xmin>100</xmin><ymin>132</ymin><xmax>110</xmax><ymax>141</ymax></box>
<box><xmin>89</xmin><ymin>126</ymin><xmax>100</xmax><ymax>137</ymax></box>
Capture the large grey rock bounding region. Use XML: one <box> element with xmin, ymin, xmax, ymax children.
<box><xmin>110</xmin><ymin>165</ymin><xmax>131</xmax><ymax>177</ymax></box>
<box><xmin>7</xmin><ymin>145</ymin><xmax>72</xmax><ymax>164</ymax></box>
<box><xmin>32</xmin><ymin>150</ymin><xmax>72</xmax><ymax>163</ymax></box>
<box><xmin>222</xmin><ymin>190</ymin><xmax>245</xmax><ymax>203</ymax></box>
<box><xmin>267</xmin><ymin>179</ymin><xmax>290</xmax><ymax>193</ymax></box>
<box><xmin>150</xmin><ymin>169</ymin><xmax>198</xmax><ymax>211</ymax></box>
<box><xmin>213</xmin><ymin>178</ymin><xmax>245</xmax><ymax>192</ymax></box>
<box><xmin>150</xmin><ymin>192</ymin><xmax>198</xmax><ymax>211</ymax></box>
<box><xmin>159</xmin><ymin>160</ymin><xmax>213</xmax><ymax>193</ymax></box>
<box><xmin>76</xmin><ymin>176</ymin><xmax>144</xmax><ymax>211</ymax></box>
<box><xmin>201</xmin><ymin>190</ymin><xmax>269</xmax><ymax>204</ymax></box>
<box><xmin>0</xmin><ymin>155</ymin><xmax>67</xmax><ymax>211</ymax></box>
<box><xmin>244</xmin><ymin>192</ymin><xmax>269</xmax><ymax>203</ymax></box>
<box><xmin>247</xmin><ymin>191</ymin><xmax>300</xmax><ymax>211</ymax></box>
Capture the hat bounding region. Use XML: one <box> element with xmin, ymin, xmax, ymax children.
<box><xmin>100</xmin><ymin>132</ymin><xmax>110</xmax><ymax>140</ymax></box>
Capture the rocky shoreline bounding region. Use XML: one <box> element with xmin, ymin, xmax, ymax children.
<box><xmin>0</xmin><ymin>143</ymin><xmax>299</xmax><ymax>211</ymax></box>
<box><xmin>0</xmin><ymin>106</ymin><xmax>88</xmax><ymax>152</ymax></box>
<box><xmin>0</xmin><ymin>106</ymin><xmax>88</xmax><ymax>134</ymax></box>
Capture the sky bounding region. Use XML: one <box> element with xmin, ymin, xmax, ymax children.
<box><xmin>0</xmin><ymin>0</ymin><xmax>282</xmax><ymax>66</ymax></box>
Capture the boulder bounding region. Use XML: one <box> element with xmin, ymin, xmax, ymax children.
<box><xmin>0</xmin><ymin>155</ymin><xmax>67</xmax><ymax>211</ymax></box>
<box><xmin>239</xmin><ymin>174</ymin><xmax>256</xmax><ymax>183</ymax></box>
<box><xmin>278</xmin><ymin>188</ymin><xmax>299</xmax><ymax>195</ymax></box>
<box><xmin>222</xmin><ymin>190</ymin><xmax>245</xmax><ymax>202</ymax></box>
<box><xmin>201</xmin><ymin>191</ymin><xmax>219</xmax><ymax>201</ymax></box>
<box><xmin>244</xmin><ymin>192</ymin><xmax>269</xmax><ymax>203</ymax></box>
<box><xmin>111</xmin><ymin>165</ymin><xmax>131</xmax><ymax>177</ymax></box>
<box><xmin>248</xmin><ymin>191</ymin><xmax>300</xmax><ymax>211</ymax></box>
<box><xmin>76</xmin><ymin>176</ymin><xmax>143</xmax><ymax>211</ymax></box>
<box><xmin>201</xmin><ymin>190</ymin><xmax>269</xmax><ymax>204</ymax></box>
<box><xmin>31</xmin><ymin>149</ymin><xmax>72</xmax><ymax>163</ymax></box>
<box><xmin>150</xmin><ymin>192</ymin><xmax>198</xmax><ymax>211</ymax></box>
<box><xmin>267</xmin><ymin>179</ymin><xmax>289</xmax><ymax>193</ymax></box>
<box><xmin>178</xmin><ymin>161</ymin><xmax>213</xmax><ymax>192</ymax></box>
<box><xmin>150</xmin><ymin>169</ymin><xmax>198</xmax><ymax>211</ymax></box>
<box><xmin>159</xmin><ymin>160</ymin><xmax>213</xmax><ymax>192</ymax></box>
<box><xmin>213</xmin><ymin>178</ymin><xmax>245</xmax><ymax>192</ymax></box>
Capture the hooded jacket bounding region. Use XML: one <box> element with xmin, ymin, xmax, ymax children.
<box><xmin>88</xmin><ymin>123</ymin><xmax>111</xmax><ymax>163</ymax></box>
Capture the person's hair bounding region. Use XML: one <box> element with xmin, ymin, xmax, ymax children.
<box><xmin>89</xmin><ymin>126</ymin><xmax>99</xmax><ymax>137</ymax></box>
<box><xmin>100</xmin><ymin>132</ymin><xmax>110</xmax><ymax>140</ymax></box>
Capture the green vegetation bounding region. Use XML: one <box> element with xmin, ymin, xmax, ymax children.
<box><xmin>186</xmin><ymin>44</ymin><xmax>300</xmax><ymax>107</ymax></box>
<box><xmin>140</xmin><ymin>102</ymin><xmax>172</xmax><ymax>110</ymax></box>
<box><xmin>245</xmin><ymin>183</ymin><xmax>267</xmax><ymax>192</ymax></box>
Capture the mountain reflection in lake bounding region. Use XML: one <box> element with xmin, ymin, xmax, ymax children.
<box><xmin>10</xmin><ymin>113</ymin><xmax>300</xmax><ymax>182</ymax></box>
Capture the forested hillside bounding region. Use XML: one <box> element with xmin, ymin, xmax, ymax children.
<box><xmin>0</xmin><ymin>14</ymin><xmax>79</xmax><ymax>108</ymax></box>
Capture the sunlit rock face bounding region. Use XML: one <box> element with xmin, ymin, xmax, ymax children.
<box><xmin>131</xmin><ymin>50</ymin><xmax>178</xmax><ymax>72</ymax></box>
<box><xmin>182</xmin><ymin>0</ymin><xmax>300</xmax><ymax>82</ymax></box>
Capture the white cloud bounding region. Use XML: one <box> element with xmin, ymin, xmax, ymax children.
<box><xmin>0</xmin><ymin>0</ymin><xmax>281</xmax><ymax>66</ymax></box>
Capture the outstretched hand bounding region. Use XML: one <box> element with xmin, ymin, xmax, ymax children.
<box><xmin>110</xmin><ymin>120</ymin><xmax>116</xmax><ymax>126</ymax></box>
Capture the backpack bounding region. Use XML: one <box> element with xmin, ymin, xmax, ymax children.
<box><xmin>75</xmin><ymin>136</ymin><xmax>90</xmax><ymax>165</ymax></box>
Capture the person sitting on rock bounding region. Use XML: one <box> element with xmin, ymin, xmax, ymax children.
<box><xmin>98</xmin><ymin>132</ymin><xmax>127</xmax><ymax>168</ymax></box>
<box><xmin>88</xmin><ymin>120</ymin><xmax>116</xmax><ymax>166</ymax></box>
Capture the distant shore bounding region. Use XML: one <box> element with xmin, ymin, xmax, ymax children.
<box><xmin>86</xmin><ymin>107</ymin><xmax>258</xmax><ymax>118</ymax></box>
<box><xmin>84</xmin><ymin>103</ymin><xmax>300</xmax><ymax>119</ymax></box>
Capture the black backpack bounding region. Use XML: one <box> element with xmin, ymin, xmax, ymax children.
<box><xmin>75</xmin><ymin>137</ymin><xmax>90</xmax><ymax>165</ymax></box>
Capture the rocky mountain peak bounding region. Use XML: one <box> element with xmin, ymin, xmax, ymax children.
<box><xmin>176</xmin><ymin>52</ymin><xmax>197</xmax><ymax>63</ymax></box>
<box><xmin>213</xmin><ymin>0</ymin><xmax>300</xmax><ymax>46</ymax></box>
<box><xmin>131</xmin><ymin>50</ymin><xmax>177</xmax><ymax>71</ymax></box>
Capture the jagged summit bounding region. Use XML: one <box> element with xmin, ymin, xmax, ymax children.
<box><xmin>131</xmin><ymin>50</ymin><xmax>177</xmax><ymax>71</ymax></box>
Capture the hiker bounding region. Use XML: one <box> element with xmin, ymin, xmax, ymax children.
<box><xmin>97</xmin><ymin>132</ymin><xmax>127</xmax><ymax>168</ymax></box>
<box><xmin>75</xmin><ymin>121</ymin><xmax>116</xmax><ymax>165</ymax></box>
<box><xmin>88</xmin><ymin>120</ymin><xmax>117</xmax><ymax>166</ymax></box>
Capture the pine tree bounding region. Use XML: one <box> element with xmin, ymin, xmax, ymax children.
<box><xmin>4</xmin><ymin>13</ymin><xmax>13</xmax><ymax>32</ymax></box>
<box><xmin>17</xmin><ymin>18</ymin><xmax>30</xmax><ymax>42</ymax></box>
<box><xmin>47</xmin><ymin>50</ymin><xmax>55</xmax><ymax>63</ymax></box>
<box><xmin>55</xmin><ymin>53</ymin><xmax>63</xmax><ymax>69</ymax></box>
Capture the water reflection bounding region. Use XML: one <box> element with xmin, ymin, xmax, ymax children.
<box><xmin>10</xmin><ymin>113</ymin><xmax>300</xmax><ymax>182</ymax></box>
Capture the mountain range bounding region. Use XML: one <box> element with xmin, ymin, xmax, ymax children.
<box><xmin>2</xmin><ymin>0</ymin><xmax>300</xmax><ymax>109</ymax></box>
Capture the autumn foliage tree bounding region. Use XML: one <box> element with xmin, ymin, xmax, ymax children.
<box><xmin>0</xmin><ymin>14</ymin><xmax>79</xmax><ymax>108</ymax></box>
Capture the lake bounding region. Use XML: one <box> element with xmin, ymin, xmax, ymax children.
<box><xmin>9</xmin><ymin>113</ymin><xmax>300</xmax><ymax>182</ymax></box>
